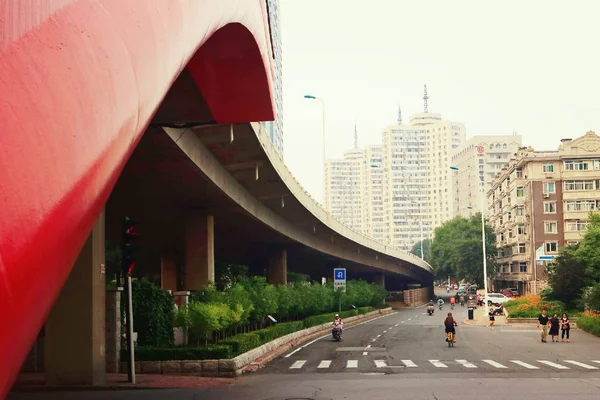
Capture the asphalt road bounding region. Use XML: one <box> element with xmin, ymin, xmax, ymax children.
<box><xmin>9</xmin><ymin>290</ymin><xmax>600</xmax><ymax>399</ymax></box>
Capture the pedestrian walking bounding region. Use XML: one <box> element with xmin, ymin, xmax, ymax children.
<box><xmin>488</xmin><ymin>309</ymin><xmax>495</xmax><ymax>328</ymax></box>
<box><xmin>561</xmin><ymin>313</ymin><xmax>571</xmax><ymax>343</ymax></box>
<box><xmin>537</xmin><ymin>310</ymin><xmax>549</xmax><ymax>342</ymax></box>
<box><xmin>549</xmin><ymin>313</ymin><xmax>560</xmax><ymax>342</ymax></box>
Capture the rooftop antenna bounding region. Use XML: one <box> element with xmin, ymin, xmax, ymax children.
<box><xmin>423</xmin><ymin>84</ymin><xmax>429</xmax><ymax>113</ymax></box>
<box><xmin>354</xmin><ymin>122</ymin><xmax>358</xmax><ymax>149</ymax></box>
<box><xmin>397</xmin><ymin>105</ymin><xmax>402</xmax><ymax>125</ymax></box>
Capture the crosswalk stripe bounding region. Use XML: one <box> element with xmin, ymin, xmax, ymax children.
<box><xmin>564</xmin><ymin>360</ymin><xmax>598</xmax><ymax>370</ymax></box>
<box><xmin>537</xmin><ymin>360</ymin><xmax>569</xmax><ymax>370</ymax></box>
<box><xmin>290</xmin><ymin>360</ymin><xmax>306</xmax><ymax>369</ymax></box>
<box><xmin>510</xmin><ymin>360</ymin><xmax>539</xmax><ymax>369</ymax></box>
<box><xmin>401</xmin><ymin>360</ymin><xmax>418</xmax><ymax>368</ymax></box>
<box><xmin>482</xmin><ymin>360</ymin><xmax>507</xmax><ymax>369</ymax></box>
<box><xmin>317</xmin><ymin>360</ymin><xmax>332</xmax><ymax>369</ymax></box>
<box><xmin>592</xmin><ymin>361</ymin><xmax>600</xmax><ymax>365</ymax></box>
<box><xmin>374</xmin><ymin>360</ymin><xmax>387</xmax><ymax>368</ymax></box>
<box><xmin>456</xmin><ymin>359</ymin><xmax>477</xmax><ymax>368</ymax></box>
<box><xmin>347</xmin><ymin>360</ymin><xmax>358</xmax><ymax>368</ymax></box>
<box><xmin>429</xmin><ymin>360</ymin><xmax>448</xmax><ymax>368</ymax></box>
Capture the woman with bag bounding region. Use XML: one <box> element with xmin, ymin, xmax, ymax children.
<box><xmin>561</xmin><ymin>313</ymin><xmax>571</xmax><ymax>343</ymax></box>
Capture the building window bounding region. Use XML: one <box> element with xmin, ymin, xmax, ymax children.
<box><xmin>517</xmin><ymin>225</ymin><xmax>526</xmax><ymax>235</ymax></box>
<box><xmin>566</xmin><ymin>220</ymin><xmax>590</xmax><ymax>232</ymax></box>
<box><xmin>566</xmin><ymin>200</ymin><xmax>597</xmax><ymax>212</ymax></box>
<box><xmin>564</xmin><ymin>180</ymin><xmax>595</xmax><ymax>191</ymax></box>
<box><xmin>545</xmin><ymin>241</ymin><xmax>558</xmax><ymax>253</ymax></box>
<box><xmin>543</xmin><ymin>182</ymin><xmax>556</xmax><ymax>193</ymax></box>
<box><xmin>516</xmin><ymin>187</ymin><xmax>525</xmax><ymax>197</ymax></box>
<box><xmin>516</xmin><ymin>168</ymin><xmax>523</xmax><ymax>178</ymax></box>
<box><xmin>564</xmin><ymin>161</ymin><xmax>591</xmax><ymax>171</ymax></box>
<box><xmin>543</xmin><ymin>164</ymin><xmax>554</xmax><ymax>173</ymax></box>
<box><xmin>519</xmin><ymin>262</ymin><xmax>527</xmax><ymax>273</ymax></box>
<box><xmin>544</xmin><ymin>202</ymin><xmax>556</xmax><ymax>213</ymax></box>
<box><xmin>544</xmin><ymin>221</ymin><xmax>558</xmax><ymax>233</ymax></box>
<box><xmin>515</xmin><ymin>206</ymin><xmax>525</xmax><ymax>216</ymax></box>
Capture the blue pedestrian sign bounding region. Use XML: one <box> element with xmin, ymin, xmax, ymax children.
<box><xmin>334</xmin><ymin>268</ymin><xmax>346</xmax><ymax>281</ymax></box>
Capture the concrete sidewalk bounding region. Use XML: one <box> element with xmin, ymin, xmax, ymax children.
<box><xmin>462</xmin><ymin>305</ymin><xmax>506</xmax><ymax>327</ymax></box>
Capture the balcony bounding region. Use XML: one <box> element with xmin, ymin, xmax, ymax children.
<box><xmin>514</xmin><ymin>215</ymin><xmax>525</xmax><ymax>224</ymax></box>
<box><xmin>507</xmin><ymin>253</ymin><xmax>530</xmax><ymax>263</ymax></box>
<box><xmin>564</xmin><ymin>231</ymin><xmax>584</xmax><ymax>241</ymax></box>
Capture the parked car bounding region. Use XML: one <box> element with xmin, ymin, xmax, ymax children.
<box><xmin>485</xmin><ymin>293</ymin><xmax>511</xmax><ymax>306</ymax></box>
<box><xmin>500</xmin><ymin>289</ymin><xmax>516</xmax><ymax>298</ymax></box>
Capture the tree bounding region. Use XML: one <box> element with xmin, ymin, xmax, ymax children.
<box><xmin>429</xmin><ymin>213</ymin><xmax>497</xmax><ymax>286</ymax></box>
<box><xmin>410</xmin><ymin>238</ymin><xmax>431</xmax><ymax>261</ymax></box>
<box><xmin>575</xmin><ymin>213</ymin><xmax>600</xmax><ymax>284</ymax></box>
<box><xmin>547</xmin><ymin>244</ymin><xmax>586</xmax><ymax>308</ymax></box>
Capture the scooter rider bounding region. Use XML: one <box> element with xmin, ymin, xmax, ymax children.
<box><xmin>333</xmin><ymin>314</ymin><xmax>343</xmax><ymax>337</ymax></box>
<box><xmin>437</xmin><ymin>297</ymin><xmax>444</xmax><ymax>309</ymax></box>
<box><xmin>444</xmin><ymin>312</ymin><xmax>458</xmax><ymax>342</ymax></box>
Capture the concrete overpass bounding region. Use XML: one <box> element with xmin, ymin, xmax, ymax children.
<box><xmin>0</xmin><ymin>0</ymin><xmax>431</xmax><ymax>395</ymax></box>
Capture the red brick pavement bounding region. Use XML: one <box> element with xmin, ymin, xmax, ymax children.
<box><xmin>13</xmin><ymin>373</ymin><xmax>233</xmax><ymax>392</ymax></box>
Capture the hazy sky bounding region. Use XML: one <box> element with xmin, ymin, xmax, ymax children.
<box><xmin>279</xmin><ymin>0</ymin><xmax>600</xmax><ymax>202</ymax></box>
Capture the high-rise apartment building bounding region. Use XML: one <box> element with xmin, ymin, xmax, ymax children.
<box><xmin>452</xmin><ymin>135</ymin><xmax>522</xmax><ymax>218</ymax></box>
<box><xmin>488</xmin><ymin>131</ymin><xmax>600</xmax><ymax>295</ymax></box>
<box><xmin>325</xmin><ymin>148</ymin><xmax>367</xmax><ymax>233</ymax></box>
<box><xmin>261</xmin><ymin>0</ymin><xmax>284</xmax><ymax>155</ymax></box>
<box><xmin>381</xmin><ymin>110</ymin><xmax>466</xmax><ymax>252</ymax></box>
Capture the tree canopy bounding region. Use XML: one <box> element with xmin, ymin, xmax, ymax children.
<box><xmin>429</xmin><ymin>213</ymin><xmax>497</xmax><ymax>286</ymax></box>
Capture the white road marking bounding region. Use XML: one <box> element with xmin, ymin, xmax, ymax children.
<box><xmin>317</xmin><ymin>360</ymin><xmax>331</xmax><ymax>369</ymax></box>
<box><xmin>347</xmin><ymin>360</ymin><xmax>358</xmax><ymax>368</ymax></box>
<box><xmin>283</xmin><ymin>312</ymin><xmax>397</xmax><ymax>357</ymax></box>
<box><xmin>366</xmin><ymin>345</ymin><xmax>372</xmax><ymax>349</ymax></box>
<box><xmin>456</xmin><ymin>359</ymin><xmax>477</xmax><ymax>368</ymax></box>
<box><xmin>290</xmin><ymin>360</ymin><xmax>306</xmax><ymax>369</ymax></box>
<box><xmin>592</xmin><ymin>361</ymin><xmax>600</xmax><ymax>365</ymax></box>
<box><xmin>537</xmin><ymin>360</ymin><xmax>570</xmax><ymax>369</ymax></box>
<box><xmin>407</xmin><ymin>318</ymin><xmax>412</xmax><ymax>321</ymax></box>
<box><xmin>374</xmin><ymin>360</ymin><xmax>387</xmax><ymax>368</ymax></box>
<box><xmin>371</xmin><ymin>338</ymin><xmax>377</xmax><ymax>342</ymax></box>
<box><xmin>363</xmin><ymin>352</ymin><xmax>368</xmax><ymax>355</ymax></box>
<box><xmin>394</xmin><ymin>324</ymin><xmax>399</xmax><ymax>327</ymax></box>
<box><xmin>401</xmin><ymin>321</ymin><xmax>405</xmax><ymax>324</ymax></box>
<box><xmin>429</xmin><ymin>360</ymin><xmax>448</xmax><ymax>368</ymax></box>
<box><xmin>402</xmin><ymin>359</ymin><xmax>418</xmax><ymax>368</ymax></box>
<box><xmin>510</xmin><ymin>360</ymin><xmax>539</xmax><ymax>369</ymax></box>
<box><xmin>564</xmin><ymin>360</ymin><xmax>598</xmax><ymax>370</ymax></box>
<box><xmin>482</xmin><ymin>359</ymin><xmax>507</xmax><ymax>369</ymax></box>
<box><xmin>376</xmin><ymin>334</ymin><xmax>381</xmax><ymax>338</ymax></box>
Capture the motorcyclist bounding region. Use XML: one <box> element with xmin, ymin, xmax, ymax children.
<box><xmin>437</xmin><ymin>298</ymin><xmax>444</xmax><ymax>309</ymax></box>
<box><xmin>459</xmin><ymin>294</ymin><xmax>465</xmax><ymax>306</ymax></box>
<box><xmin>444</xmin><ymin>312</ymin><xmax>458</xmax><ymax>342</ymax></box>
<box><xmin>332</xmin><ymin>314</ymin><xmax>343</xmax><ymax>337</ymax></box>
<box><xmin>427</xmin><ymin>299</ymin><xmax>435</xmax><ymax>315</ymax></box>
<box><xmin>449</xmin><ymin>295</ymin><xmax>456</xmax><ymax>309</ymax></box>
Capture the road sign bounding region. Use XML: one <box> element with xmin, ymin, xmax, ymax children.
<box><xmin>539</xmin><ymin>255</ymin><xmax>555</xmax><ymax>260</ymax></box>
<box><xmin>334</xmin><ymin>268</ymin><xmax>346</xmax><ymax>293</ymax></box>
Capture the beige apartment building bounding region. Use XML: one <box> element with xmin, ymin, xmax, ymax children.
<box><xmin>381</xmin><ymin>112</ymin><xmax>466</xmax><ymax>252</ymax></box>
<box><xmin>487</xmin><ymin>131</ymin><xmax>600</xmax><ymax>295</ymax></box>
<box><xmin>452</xmin><ymin>135</ymin><xmax>522</xmax><ymax>218</ymax></box>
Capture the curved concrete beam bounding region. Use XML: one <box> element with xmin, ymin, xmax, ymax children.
<box><xmin>164</xmin><ymin>126</ymin><xmax>432</xmax><ymax>280</ymax></box>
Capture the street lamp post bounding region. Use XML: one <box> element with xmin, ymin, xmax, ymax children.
<box><xmin>411</xmin><ymin>200</ymin><xmax>424</xmax><ymax>260</ymax></box>
<box><xmin>304</xmin><ymin>95</ymin><xmax>326</xmax><ymax>205</ymax></box>
<box><xmin>451</xmin><ymin>166</ymin><xmax>489</xmax><ymax>317</ymax></box>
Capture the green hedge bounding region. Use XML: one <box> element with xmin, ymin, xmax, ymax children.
<box><xmin>133</xmin><ymin>307</ymin><xmax>379</xmax><ymax>360</ymax></box>
<box><xmin>126</xmin><ymin>345</ymin><xmax>232</xmax><ymax>361</ymax></box>
<box><xmin>577</xmin><ymin>314</ymin><xmax>600</xmax><ymax>337</ymax></box>
<box><xmin>304</xmin><ymin>309</ymin><xmax>360</xmax><ymax>328</ymax></box>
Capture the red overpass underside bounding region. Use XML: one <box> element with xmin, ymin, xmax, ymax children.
<box><xmin>0</xmin><ymin>1</ymin><xmax>275</xmax><ymax>396</ymax></box>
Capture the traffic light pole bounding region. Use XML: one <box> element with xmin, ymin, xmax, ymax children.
<box><xmin>124</xmin><ymin>274</ymin><xmax>136</xmax><ymax>383</ymax></box>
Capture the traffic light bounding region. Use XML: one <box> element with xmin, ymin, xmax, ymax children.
<box><xmin>122</xmin><ymin>216</ymin><xmax>139</xmax><ymax>276</ymax></box>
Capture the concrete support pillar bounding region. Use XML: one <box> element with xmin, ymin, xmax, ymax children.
<box><xmin>161</xmin><ymin>255</ymin><xmax>178</xmax><ymax>291</ymax></box>
<box><xmin>267</xmin><ymin>248</ymin><xmax>287</xmax><ymax>285</ymax></box>
<box><xmin>105</xmin><ymin>287</ymin><xmax>123</xmax><ymax>373</ymax></box>
<box><xmin>374</xmin><ymin>273</ymin><xmax>386</xmax><ymax>288</ymax></box>
<box><xmin>45</xmin><ymin>211</ymin><xmax>106</xmax><ymax>386</ymax></box>
<box><xmin>184</xmin><ymin>214</ymin><xmax>214</xmax><ymax>290</ymax></box>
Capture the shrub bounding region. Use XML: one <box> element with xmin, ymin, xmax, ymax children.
<box><xmin>126</xmin><ymin>345</ymin><xmax>232</xmax><ymax>361</ymax></box>
<box><xmin>357</xmin><ymin>306</ymin><xmax>373</xmax><ymax>315</ymax></box>
<box><xmin>220</xmin><ymin>333</ymin><xmax>261</xmax><ymax>355</ymax></box>
<box><xmin>130</xmin><ymin>279</ymin><xmax>175</xmax><ymax>347</ymax></box>
<box><xmin>304</xmin><ymin>309</ymin><xmax>359</xmax><ymax>328</ymax></box>
<box><xmin>577</xmin><ymin>312</ymin><xmax>600</xmax><ymax>337</ymax></box>
<box><xmin>504</xmin><ymin>294</ymin><xmax>567</xmax><ymax>318</ymax></box>
<box><xmin>253</xmin><ymin>321</ymin><xmax>304</xmax><ymax>343</ymax></box>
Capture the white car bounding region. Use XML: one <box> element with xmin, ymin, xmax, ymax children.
<box><xmin>485</xmin><ymin>293</ymin><xmax>510</xmax><ymax>306</ymax></box>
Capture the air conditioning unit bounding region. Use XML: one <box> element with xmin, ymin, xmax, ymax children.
<box><xmin>543</xmin><ymin>193</ymin><xmax>550</xmax><ymax>199</ymax></box>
